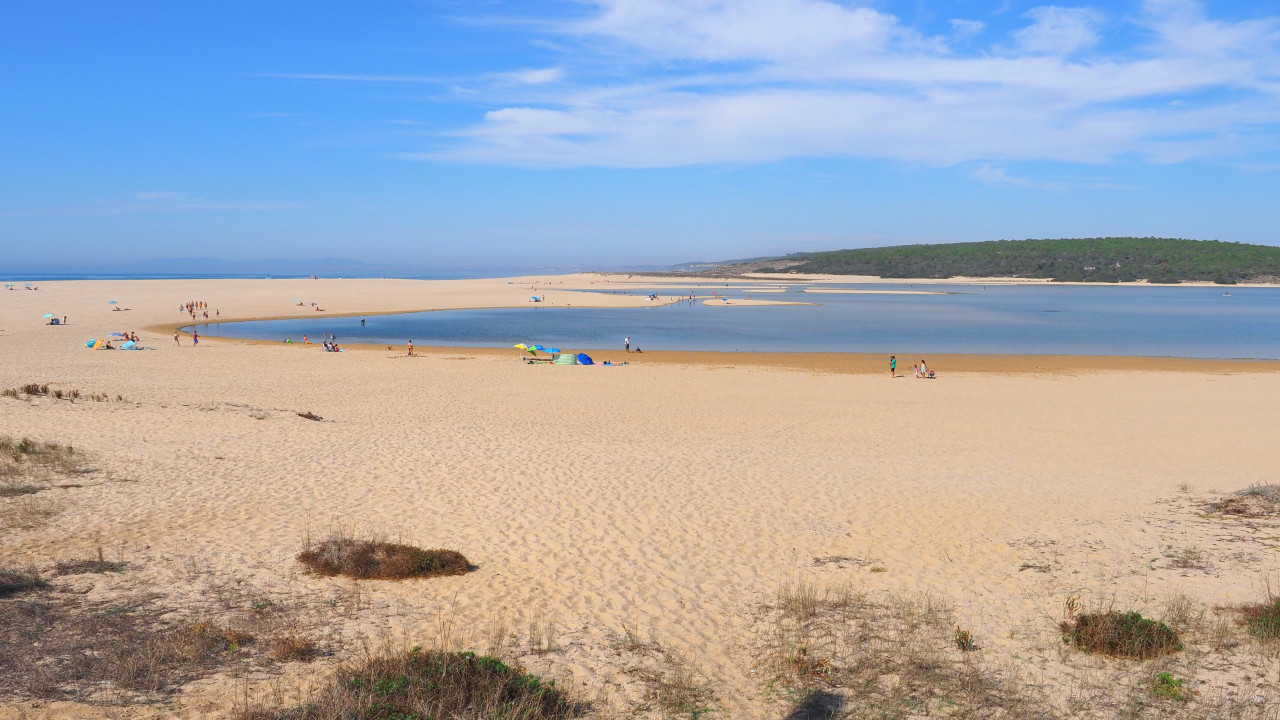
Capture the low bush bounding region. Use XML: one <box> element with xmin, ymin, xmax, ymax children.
<box><xmin>1208</xmin><ymin>483</ymin><xmax>1280</xmax><ymax>517</ymax></box>
<box><xmin>239</xmin><ymin>646</ymin><xmax>575</xmax><ymax>720</ymax></box>
<box><xmin>298</xmin><ymin>530</ymin><xmax>472</xmax><ymax>580</ymax></box>
<box><xmin>1059</xmin><ymin>611</ymin><xmax>1182</xmax><ymax>659</ymax></box>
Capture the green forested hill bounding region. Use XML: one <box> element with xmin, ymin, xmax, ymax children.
<box><xmin>763</xmin><ymin>238</ymin><xmax>1280</xmax><ymax>283</ymax></box>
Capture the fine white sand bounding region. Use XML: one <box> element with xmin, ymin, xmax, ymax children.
<box><xmin>2</xmin><ymin>275</ymin><xmax>1279</xmax><ymax>718</ymax></box>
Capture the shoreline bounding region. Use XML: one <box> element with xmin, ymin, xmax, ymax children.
<box><xmin>153</xmin><ymin>332</ymin><xmax>1280</xmax><ymax>375</ymax></box>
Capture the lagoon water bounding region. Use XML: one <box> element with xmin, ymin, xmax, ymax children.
<box><xmin>194</xmin><ymin>283</ymin><xmax>1280</xmax><ymax>359</ymax></box>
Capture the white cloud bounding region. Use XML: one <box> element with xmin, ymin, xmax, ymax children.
<box><xmin>423</xmin><ymin>0</ymin><xmax>1280</xmax><ymax>169</ymax></box>
<box><xmin>1014</xmin><ymin>6</ymin><xmax>1104</xmax><ymax>55</ymax></box>
<box><xmin>497</xmin><ymin>67</ymin><xmax>565</xmax><ymax>85</ymax></box>
<box><xmin>949</xmin><ymin>19</ymin><xmax>986</xmax><ymax>40</ymax></box>
<box><xmin>578</xmin><ymin>0</ymin><xmax>906</xmax><ymax>63</ymax></box>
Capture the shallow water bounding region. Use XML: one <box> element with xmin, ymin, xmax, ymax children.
<box><xmin>193</xmin><ymin>283</ymin><xmax>1280</xmax><ymax>359</ymax></box>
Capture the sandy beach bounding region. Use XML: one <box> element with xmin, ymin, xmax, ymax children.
<box><xmin>3</xmin><ymin>275</ymin><xmax>1280</xmax><ymax>719</ymax></box>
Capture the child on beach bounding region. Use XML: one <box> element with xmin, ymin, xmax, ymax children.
<box><xmin>890</xmin><ymin>355</ymin><xmax>897</xmax><ymax>378</ymax></box>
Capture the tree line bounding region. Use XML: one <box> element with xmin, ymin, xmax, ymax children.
<box><xmin>760</xmin><ymin>238</ymin><xmax>1280</xmax><ymax>283</ymax></box>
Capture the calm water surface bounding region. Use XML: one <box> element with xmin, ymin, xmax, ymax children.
<box><xmin>193</xmin><ymin>283</ymin><xmax>1280</xmax><ymax>359</ymax></box>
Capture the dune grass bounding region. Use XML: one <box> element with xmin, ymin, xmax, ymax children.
<box><xmin>0</xmin><ymin>593</ymin><xmax>257</xmax><ymax>701</ymax></box>
<box><xmin>759</xmin><ymin>577</ymin><xmax>1050</xmax><ymax>719</ymax></box>
<box><xmin>0</xmin><ymin>566</ymin><xmax>47</xmax><ymax>598</ymax></box>
<box><xmin>238</xmin><ymin>645</ymin><xmax>576</xmax><ymax>720</ymax></box>
<box><xmin>1208</xmin><ymin>483</ymin><xmax>1280</xmax><ymax>517</ymax></box>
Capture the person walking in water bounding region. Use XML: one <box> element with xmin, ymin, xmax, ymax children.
<box><xmin>889</xmin><ymin>355</ymin><xmax>897</xmax><ymax>378</ymax></box>
<box><xmin>624</xmin><ymin>336</ymin><xmax>631</xmax><ymax>352</ymax></box>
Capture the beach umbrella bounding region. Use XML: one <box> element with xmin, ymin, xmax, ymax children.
<box><xmin>109</xmin><ymin>332</ymin><xmax>125</xmax><ymax>337</ymax></box>
<box><xmin>533</xmin><ymin>344</ymin><xmax>546</xmax><ymax>352</ymax></box>
<box><xmin>108</xmin><ymin>300</ymin><xmax>117</xmax><ymax>304</ymax></box>
<box><xmin>41</xmin><ymin>313</ymin><xmax>54</xmax><ymax>318</ymax></box>
<box><xmin>544</xmin><ymin>347</ymin><xmax>560</xmax><ymax>354</ymax></box>
<box><xmin>292</xmin><ymin>299</ymin><xmax>299</xmax><ymax>302</ymax></box>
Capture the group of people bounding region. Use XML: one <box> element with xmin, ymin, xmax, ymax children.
<box><xmin>180</xmin><ymin>300</ymin><xmax>216</xmax><ymax>320</ymax></box>
<box><xmin>321</xmin><ymin>332</ymin><xmax>341</xmax><ymax>352</ymax></box>
<box><xmin>889</xmin><ymin>355</ymin><xmax>936</xmax><ymax>379</ymax></box>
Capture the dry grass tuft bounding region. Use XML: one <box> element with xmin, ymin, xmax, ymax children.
<box><xmin>0</xmin><ymin>436</ymin><xmax>87</xmax><ymax>479</ymax></box>
<box><xmin>0</xmin><ymin>566</ymin><xmax>47</xmax><ymax>598</ymax></box>
<box><xmin>267</xmin><ymin>632</ymin><xmax>319</xmax><ymax>663</ymax></box>
<box><xmin>0</xmin><ymin>592</ymin><xmax>258</xmax><ymax>701</ymax></box>
<box><xmin>0</xmin><ymin>435</ymin><xmax>89</xmax><ymax>528</ymax></box>
<box><xmin>238</xmin><ymin>645</ymin><xmax>577</xmax><ymax>720</ymax></box>
<box><xmin>298</xmin><ymin>528</ymin><xmax>473</xmax><ymax>580</ymax></box>
<box><xmin>1238</xmin><ymin>599</ymin><xmax>1280</xmax><ymax>639</ymax></box>
<box><xmin>1208</xmin><ymin>483</ymin><xmax>1280</xmax><ymax>517</ymax></box>
<box><xmin>758</xmin><ymin>577</ymin><xmax>1049</xmax><ymax>718</ymax></box>
<box><xmin>1059</xmin><ymin>611</ymin><xmax>1182</xmax><ymax>659</ymax></box>
<box><xmin>53</xmin><ymin>546</ymin><xmax>128</xmax><ymax>576</ymax></box>
<box><xmin>644</xmin><ymin>649</ymin><xmax>716</xmax><ymax>719</ymax></box>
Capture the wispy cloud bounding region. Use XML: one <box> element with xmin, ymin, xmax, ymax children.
<box><xmin>1014</xmin><ymin>6</ymin><xmax>1105</xmax><ymax>55</ymax></box>
<box><xmin>413</xmin><ymin>0</ymin><xmax>1280</xmax><ymax>169</ymax></box>
<box><xmin>494</xmin><ymin>67</ymin><xmax>564</xmax><ymax>85</ymax></box>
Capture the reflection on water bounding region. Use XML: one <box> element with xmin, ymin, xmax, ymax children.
<box><xmin>194</xmin><ymin>283</ymin><xmax>1280</xmax><ymax>359</ymax></box>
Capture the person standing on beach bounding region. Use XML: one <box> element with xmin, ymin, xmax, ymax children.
<box><xmin>173</xmin><ymin>331</ymin><xmax>180</xmax><ymax>346</ymax></box>
<box><xmin>407</xmin><ymin>340</ymin><xmax>413</xmax><ymax>357</ymax></box>
<box><xmin>192</xmin><ymin>330</ymin><xmax>198</xmax><ymax>346</ymax></box>
<box><xmin>889</xmin><ymin>355</ymin><xmax>896</xmax><ymax>378</ymax></box>
<box><xmin>625</xmin><ymin>336</ymin><xmax>631</xmax><ymax>352</ymax></box>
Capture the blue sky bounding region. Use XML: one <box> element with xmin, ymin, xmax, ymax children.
<box><xmin>2</xmin><ymin>0</ymin><xmax>1279</xmax><ymax>271</ymax></box>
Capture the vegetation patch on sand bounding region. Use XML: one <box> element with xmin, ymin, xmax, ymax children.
<box><xmin>1</xmin><ymin>436</ymin><xmax>87</xmax><ymax>481</ymax></box>
<box><xmin>298</xmin><ymin>528</ymin><xmax>473</xmax><ymax>580</ymax></box>
<box><xmin>238</xmin><ymin>645</ymin><xmax>575</xmax><ymax>720</ymax></box>
<box><xmin>757</xmin><ymin>577</ymin><xmax>1051</xmax><ymax>718</ymax></box>
<box><xmin>1059</xmin><ymin>611</ymin><xmax>1182</xmax><ymax>659</ymax></box>
<box><xmin>0</xmin><ymin>592</ymin><xmax>257</xmax><ymax>702</ymax></box>
<box><xmin>1208</xmin><ymin>483</ymin><xmax>1280</xmax><ymax>517</ymax></box>
<box><xmin>0</xmin><ymin>566</ymin><xmax>47</xmax><ymax>598</ymax></box>
<box><xmin>53</xmin><ymin>546</ymin><xmax>128</xmax><ymax>576</ymax></box>
<box><xmin>1238</xmin><ymin>597</ymin><xmax>1280</xmax><ymax>639</ymax></box>
<box><xmin>0</xmin><ymin>435</ymin><xmax>90</xmax><ymax>529</ymax></box>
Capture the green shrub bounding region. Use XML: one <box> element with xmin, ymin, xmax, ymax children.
<box><xmin>1059</xmin><ymin>611</ymin><xmax>1181</xmax><ymax>659</ymax></box>
<box><xmin>239</xmin><ymin>647</ymin><xmax>574</xmax><ymax>720</ymax></box>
